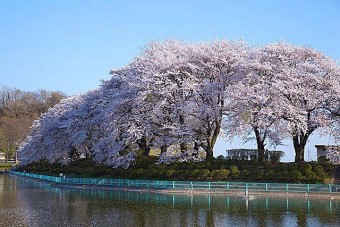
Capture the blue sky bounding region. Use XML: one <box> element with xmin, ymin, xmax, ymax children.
<box><xmin>0</xmin><ymin>0</ymin><xmax>339</xmax><ymax>161</ymax></box>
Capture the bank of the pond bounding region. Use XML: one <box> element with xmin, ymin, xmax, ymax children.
<box><xmin>9</xmin><ymin>171</ymin><xmax>340</xmax><ymax>199</ymax></box>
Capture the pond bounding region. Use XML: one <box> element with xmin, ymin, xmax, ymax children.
<box><xmin>0</xmin><ymin>175</ymin><xmax>339</xmax><ymax>227</ymax></box>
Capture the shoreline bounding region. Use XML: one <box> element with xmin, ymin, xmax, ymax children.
<box><xmin>9</xmin><ymin>171</ymin><xmax>340</xmax><ymax>200</ymax></box>
<box><xmin>43</xmin><ymin>179</ymin><xmax>340</xmax><ymax>200</ymax></box>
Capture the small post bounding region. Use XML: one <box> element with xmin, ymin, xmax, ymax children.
<box><xmin>226</xmin><ymin>182</ymin><xmax>229</xmax><ymax>190</ymax></box>
<box><xmin>245</xmin><ymin>183</ymin><xmax>248</xmax><ymax>196</ymax></box>
<box><xmin>173</xmin><ymin>181</ymin><xmax>175</xmax><ymax>189</ymax></box>
<box><xmin>307</xmin><ymin>184</ymin><xmax>310</xmax><ymax>193</ymax></box>
<box><xmin>265</xmin><ymin>183</ymin><xmax>268</xmax><ymax>191</ymax></box>
<box><xmin>328</xmin><ymin>184</ymin><xmax>332</xmax><ymax>193</ymax></box>
<box><xmin>285</xmin><ymin>184</ymin><xmax>288</xmax><ymax>192</ymax></box>
<box><xmin>208</xmin><ymin>182</ymin><xmax>211</xmax><ymax>190</ymax></box>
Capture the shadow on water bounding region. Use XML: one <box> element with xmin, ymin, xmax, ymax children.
<box><xmin>1</xmin><ymin>175</ymin><xmax>339</xmax><ymax>227</ymax></box>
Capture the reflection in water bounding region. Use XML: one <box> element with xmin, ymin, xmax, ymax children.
<box><xmin>0</xmin><ymin>175</ymin><xmax>339</xmax><ymax>227</ymax></box>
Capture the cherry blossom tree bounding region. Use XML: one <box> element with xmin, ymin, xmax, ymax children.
<box><xmin>120</xmin><ymin>40</ymin><xmax>248</xmax><ymax>160</ymax></box>
<box><xmin>224</xmin><ymin>46</ymin><xmax>290</xmax><ymax>161</ymax></box>
<box><xmin>18</xmin><ymin>40</ymin><xmax>339</xmax><ymax>167</ymax></box>
<box><xmin>326</xmin><ymin>146</ymin><xmax>340</xmax><ymax>164</ymax></box>
<box><xmin>262</xmin><ymin>43</ymin><xmax>339</xmax><ymax>163</ymax></box>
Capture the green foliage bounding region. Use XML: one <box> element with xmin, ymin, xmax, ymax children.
<box><xmin>313</xmin><ymin>165</ymin><xmax>326</xmax><ymax>179</ymax></box>
<box><xmin>289</xmin><ymin>170</ymin><xmax>304</xmax><ymax>182</ymax></box>
<box><xmin>19</xmin><ymin>157</ymin><xmax>335</xmax><ymax>184</ymax></box>
<box><xmin>240</xmin><ymin>169</ymin><xmax>250</xmax><ymax>178</ymax></box>
<box><xmin>211</xmin><ymin>169</ymin><xmax>230</xmax><ymax>179</ymax></box>
<box><xmin>191</xmin><ymin>169</ymin><xmax>200</xmax><ymax>178</ymax></box>
<box><xmin>197</xmin><ymin>169</ymin><xmax>210</xmax><ymax>179</ymax></box>
<box><xmin>165</xmin><ymin>169</ymin><xmax>176</xmax><ymax>178</ymax></box>
<box><xmin>276</xmin><ymin>171</ymin><xmax>289</xmax><ymax>182</ymax></box>
<box><xmin>219</xmin><ymin>169</ymin><xmax>230</xmax><ymax>179</ymax></box>
<box><xmin>0</xmin><ymin>163</ymin><xmax>13</xmax><ymax>169</ymax></box>
<box><xmin>230</xmin><ymin>165</ymin><xmax>240</xmax><ymax>178</ymax></box>
<box><xmin>265</xmin><ymin>170</ymin><xmax>275</xmax><ymax>180</ymax></box>
<box><xmin>299</xmin><ymin>163</ymin><xmax>312</xmax><ymax>175</ymax></box>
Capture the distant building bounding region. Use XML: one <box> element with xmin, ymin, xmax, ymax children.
<box><xmin>315</xmin><ymin>145</ymin><xmax>340</xmax><ymax>164</ymax></box>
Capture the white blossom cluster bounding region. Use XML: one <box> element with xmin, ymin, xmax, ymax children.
<box><xmin>18</xmin><ymin>40</ymin><xmax>340</xmax><ymax>167</ymax></box>
<box><xmin>326</xmin><ymin>146</ymin><xmax>340</xmax><ymax>164</ymax></box>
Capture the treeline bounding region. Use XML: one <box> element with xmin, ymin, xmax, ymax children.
<box><xmin>0</xmin><ymin>87</ymin><xmax>66</xmax><ymax>159</ymax></box>
<box><xmin>18</xmin><ymin>40</ymin><xmax>340</xmax><ymax>168</ymax></box>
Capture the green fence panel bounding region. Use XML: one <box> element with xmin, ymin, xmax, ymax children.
<box><xmin>9</xmin><ymin>171</ymin><xmax>340</xmax><ymax>194</ymax></box>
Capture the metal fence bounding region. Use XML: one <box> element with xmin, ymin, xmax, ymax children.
<box><xmin>10</xmin><ymin>171</ymin><xmax>340</xmax><ymax>194</ymax></box>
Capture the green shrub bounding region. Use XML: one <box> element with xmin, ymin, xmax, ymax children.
<box><xmin>265</xmin><ymin>170</ymin><xmax>275</xmax><ymax>180</ymax></box>
<box><xmin>191</xmin><ymin>169</ymin><xmax>200</xmax><ymax>178</ymax></box>
<box><xmin>274</xmin><ymin>162</ymin><xmax>287</xmax><ymax>172</ymax></box>
<box><xmin>290</xmin><ymin>170</ymin><xmax>304</xmax><ymax>182</ymax></box>
<box><xmin>252</xmin><ymin>170</ymin><xmax>264</xmax><ymax>180</ymax></box>
<box><xmin>299</xmin><ymin>163</ymin><xmax>312</xmax><ymax>175</ymax></box>
<box><xmin>240</xmin><ymin>169</ymin><xmax>250</xmax><ymax>179</ymax></box>
<box><xmin>165</xmin><ymin>169</ymin><xmax>176</xmax><ymax>178</ymax></box>
<box><xmin>0</xmin><ymin>163</ymin><xmax>12</xmax><ymax>168</ymax></box>
<box><xmin>178</xmin><ymin>169</ymin><xmax>190</xmax><ymax>178</ymax></box>
<box><xmin>219</xmin><ymin>169</ymin><xmax>230</xmax><ymax>179</ymax></box>
<box><xmin>145</xmin><ymin>168</ymin><xmax>158</xmax><ymax>178</ymax></box>
<box><xmin>305</xmin><ymin>170</ymin><xmax>317</xmax><ymax>182</ymax></box>
<box><xmin>287</xmin><ymin>163</ymin><xmax>299</xmax><ymax>172</ymax></box>
<box><xmin>198</xmin><ymin>169</ymin><xmax>210</xmax><ymax>179</ymax></box>
<box><xmin>262</xmin><ymin>160</ymin><xmax>271</xmax><ymax>169</ymax></box>
<box><xmin>313</xmin><ymin>165</ymin><xmax>326</xmax><ymax>179</ymax></box>
<box><xmin>134</xmin><ymin>168</ymin><xmax>145</xmax><ymax>178</ymax></box>
<box><xmin>211</xmin><ymin>170</ymin><xmax>221</xmax><ymax>179</ymax></box>
<box><xmin>230</xmin><ymin>165</ymin><xmax>240</xmax><ymax>178</ymax></box>
<box><xmin>274</xmin><ymin>171</ymin><xmax>289</xmax><ymax>181</ymax></box>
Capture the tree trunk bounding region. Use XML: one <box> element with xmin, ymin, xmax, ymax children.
<box><xmin>180</xmin><ymin>142</ymin><xmax>187</xmax><ymax>153</ymax></box>
<box><xmin>136</xmin><ymin>136</ymin><xmax>150</xmax><ymax>156</ymax></box>
<box><xmin>293</xmin><ymin>133</ymin><xmax>309</xmax><ymax>164</ymax></box>
<box><xmin>205</xmin><ymin>119</ymin><xmax>221</xmax><ymax>160</ymax></box>
<box><xmin>193</xmin><ymin>141</ymin><xmax>199</xmax><ymax>158</ymax></box>
<box><xmin>160</xmin><ymin>145</ymin><xmax>167</xmax><ymax>153</ymax></box>
<box><xmin>254</xmin><ymin>127</ymin><xmax>265</xmax><ymax>162</ymax></box>
<box><xmin>205</xmin><ymin>140</ymin><xmax>214</xmax><ymax>160</ymax></box>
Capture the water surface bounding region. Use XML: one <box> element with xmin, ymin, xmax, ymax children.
<box><xmin>0</xmin><ymin>175</ymin><xmax>339</xmax><ymax>226</ymax></box>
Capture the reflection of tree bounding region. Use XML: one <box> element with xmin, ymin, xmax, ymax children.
<box><xmin>3</xmin><ymin>177</ymin><xmax>340</xmax><ymax>226</ymax></box>
<box><xmin>296</xmin><ymin>210</ymin><xmax>307</xmax><ymax>227</ymax></box>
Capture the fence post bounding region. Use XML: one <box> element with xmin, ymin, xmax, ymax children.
<box><xmin>226</xmin><ymin>182</ymin><xmax>229</xmax><ymax>190</ymax></box>
<box><xmin>265</xmin><ymin>183</ymin><xmax>268</xmax><ymax>191</ymax></box>
<box><xmin>173</xmin><ymin>181</ymin><xmax>175</xmax><ymax>189</ymax></box>
<box><xmin>328</xmin><ymin>184</ymin><xmax>332</xmax><ymax>193</ymax></box>
<box><xmin>307</xmin><ymin>184</ymin><xmax>310</xmax><ymax>193</ymax></box>
<box><xmin>285</xmin><ymin>184</ymin><xmax>288</xmax><ymax>192</ymax></box>
<box><xmin>208</xmin><ymin>182</ymin><xmax>211</xmax><ymax>190</ymax></box>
